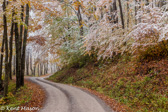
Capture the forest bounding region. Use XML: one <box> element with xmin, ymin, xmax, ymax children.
<box><xmin>0</xmin><ymin>0</ymin><xmax>168</xmax><ymax>111</ymax></box>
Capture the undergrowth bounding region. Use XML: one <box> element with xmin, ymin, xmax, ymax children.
<box><xmin>48</xmin><ymin>42</ymin><xmax>168</xmax><ymax>112</ymax></box>
<box><xmin>0</xmin><ymin>80</ymin><xmax>32</xmax><ymax>110</ymax></box>
<box><xmin>137</xmin><ymin>40</ymin><xmax>168</xmax><ymax>62</ymax></box>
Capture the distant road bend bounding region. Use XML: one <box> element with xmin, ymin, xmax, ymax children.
<box><xmin>29</xmin><ymin>77</ymin><xmax>114</xmax><ymax>112</ymax></box>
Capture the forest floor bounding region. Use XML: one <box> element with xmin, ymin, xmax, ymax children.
<box><xmin>0</xmin><ymin>78</ymin><xmax>46</xmax><ymax>112</ymax></box>
<box><xmin>48</xmin><ymin>57</ymin><xmax>168</xmax><ymax>112</ymax></box>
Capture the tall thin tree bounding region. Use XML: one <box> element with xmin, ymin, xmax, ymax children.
<box><xmin>76</xmin><ymin>0</ymin><xmax>83</xmax><ymax>36</ymax></box>
<box><xmin>9</xmin><ymin>10</ymin><xmax>14</xmax><ymax>80</ymax></box>
<box><xmin>15</xmin><ymin>14</ymin><xmax>21</xmax><ymax>89</ymax></box>
<box><xmin>21</xmin><ymin>3</ymin><xmax>29</xmax><ymax>86</ymax></box>
<box><xmin>0</xmin><ymin>32</ymin><xmax>5</xmax><ymax>91</ymax></box>
<box><xmin>3</xmin><ymin>0</ymin><xmax>9</xmax><ymax>97</ymax></box>
<box><xmin>118</xmin><ymin>0</ymin><xmax>125</xmax><ymax>29</ymax></box>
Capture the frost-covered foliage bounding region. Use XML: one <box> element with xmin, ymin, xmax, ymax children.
<box><xmin>30</xmin><ymin>0</ymin><xmax>168</xmax><ymax>68</ymax></box>
<box><xmin>84</xmin><ymin>1</ymin><xmax>168</xmax><ymax>59</ymax></box>
<box><xmin>84</xmin><ymin>15</ymin><xmax>124</xmax><ymax>60</ymax></box>
<box><xmin>126</xmin><ymin>4</ymin><xmax>168</xmax><ymax>52</ymax></box>
<box><xmin>83</xmin><ymin>0</ymin><xmax>125</xmax><ymax>60</ymax></box>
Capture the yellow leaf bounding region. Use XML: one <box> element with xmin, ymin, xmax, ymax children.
<box><xmin>28</xmin><ymin>1</ymin><xmax>31</xmax><ymax>8</ymax></box>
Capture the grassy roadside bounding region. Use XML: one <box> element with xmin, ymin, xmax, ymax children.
<box><xmin>48</xmin><ymin>56</ymin><xmax>168</xmax><ymax>112</ymax></box>
<box><xmin>0</xmin><ymin>79</ymin><xmax>45</xmax><ymax>112</ymax></box>
<box><xmin>0</xmin><ymin>80</ymin><xmax>31</xmax><ymax>108</ymax></box>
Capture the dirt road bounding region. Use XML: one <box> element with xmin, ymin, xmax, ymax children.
<box><xmin>29</xmin><ymin>77</ymin><xmax>114</xmax><ymax>112</ymax></box>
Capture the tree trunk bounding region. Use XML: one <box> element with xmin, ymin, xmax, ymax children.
<box><xmin>21</xmin><ymin>4</ymin><xmax>29</xmax><ymax>86</ymax></box>
<box><xmin>118</xmin><ymin>0</ymin><xmax>125</xmax><ymax>29</ymax></box>
<box><xmin>100</xmin><ymin>7</ymin><xmax>103</xmax><ymax>19</ymax></box>
<box><xmin>158</xmin><ymin>0</ymin><xmax>165</xmax><ymax>7</ymax></box>
<box><xmin>19</xmin><ymin>5</ymin><xmax>24</xmax><ymax>84</ymax></box>
<box><xmin>0</xmin><ymin>32</ymin><xmax>5</xmax><ymax>91</ymax></box>
<box><xmin>30</xmin><ymin>52</ymin><xmax>33</xmax><ymax>75</ymax></box>
<box><xmin>26</xmin><ymin>51</ymin><xmax>29</xmax><ymax>75</ymax></box>
<box><xmin>43</xmin><ymin>64</ymin><xmax>44</xmax><ymax>75</ymax></box>
<box><xmin>138</xmin><ymin>0</ymin><xmax>141</xmax><ymax>23</ymax></box>
<box><xmin>44</xmin><ymin>64</ymin><xmax>45</xmax><ymax>75</ymax></box>
<box><xmin>45</xmin><ymin>63</ymin><xmax>48</xmax><ymax>74</ymax></box>
<box><xmin>135</xmin><ymin>0</ymin><xmax>137</xmax><ymax>25</ymax></box>
<box><xmin>50</xmin><ymin>64</ymin><xmax>52</xmax><ymax>73</ymax></box>
<box><xmin>109</xmin><ymin>0</ymin><xmax>118</xmax><ymax>24</ymax></box>
<box><xmin>33</xmin><ymin>65</ymin><xmax>36</xmax><ymax>76</ymax></box>
<box><xmin>3</xmin><ymin>0</ymin><xmax>9</xmax><ymax>97</ymax></box>
<box><xmin>9</xmin><ymin>11</ymin><xmax>14</xmax><ymax>80</ymax></box>
<box><xmin>46</xmin><ymin>62</ymin><xmax>48</xmax><ymax>74</ymax></box>
<box><xmin>77</xmin><ymin>0</ymin><xmax>83</xmax><ymax>36</ymax></box>
<box><xmin>15</xmin><ymin>21</ymin><xmax>21</xmax><ymax>90</ymax></box>
<box><xmin>126</xmin><ymin>0</ymin><xmax>129</xmax><ymax>29</ymax></box>
<box><xmin>40</xmin><ymin>63</ymin><xmax>42</xmax><ymax>76</ymax></box>
<box><xmin>38</xmin><ymin>64</ymin><xmax>40</xmax><ymax>76</ymax></box>
<box><xmin>20</xmin><ymin>5</ymin><xmax>24</xmax><ymax>43</ymax></box>
<box><xmin>13</xmin><ymin>55</ymin><xmax>16</xmax><ymax>75</ymax></box>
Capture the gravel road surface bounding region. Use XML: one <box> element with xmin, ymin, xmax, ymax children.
<box><xmin>29</xmin><ymin>77</ymin><xmax>114</xmax><ymax>112</ymax></box>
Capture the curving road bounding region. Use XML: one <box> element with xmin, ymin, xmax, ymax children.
<box><xmin>29</xmin><ymin>77</ymin><xmax>114</xmax><ymax>112</ymax></box>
